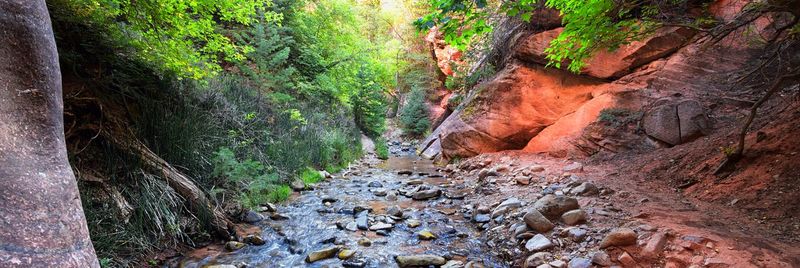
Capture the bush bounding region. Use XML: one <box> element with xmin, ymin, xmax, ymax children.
<box><xmin>300</xmin><ymin>167</ymin><xmax>324</xmax><ymax>185</ymax></box>
<box><xmin>375</xmin><ymin>138</ymin><xmax>389</xmax><ymax>160</ymax></box>
<box><xmin>400</xmin><ymin>88</ymin><xmax>431</xmax><ymax>136</ymax></box>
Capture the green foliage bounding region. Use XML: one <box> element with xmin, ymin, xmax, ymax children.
<box><xmin>375</xmin><ymin>138</ymin><xmax>390</xmax><ymax>160</ymax></box>
<box><xmin>416</xmin><ymin>0</ymin><xmax>685</xmax><ymax>72</ymax></box>
<box><xmin>235</xmin><ymin>15</ymin><xmax>297</xmax><ymax>92</ymax></box>
<box><xmin>351</xmin><ymin>67</ymin><xmax>388</xmax><ymax>138</ymax></box>
<box><xmin>400</xmin><ymin>88</ymin><xmax>431</xmax><ymax>136</ymax></box>
<box><xmin>53</xmin><ymin>0</ymin><xmax>282</xmax><ymax>79</ymax></box>
<box><xmin>300</xmin><ymin>167</ymin><xmax>324</xmax><ymax>185</ymax></box>
<box><xmin>211</xmin><ymin>147</ymin><xmax>288</xmax><ymax>206</ymax></box>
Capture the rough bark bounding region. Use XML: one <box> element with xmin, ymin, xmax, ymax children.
<box><xmin>0</xmin><ymin>0</ymin><xmax>99</xmax><ymax>267</ymax></box>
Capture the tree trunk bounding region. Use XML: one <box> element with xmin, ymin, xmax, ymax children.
<box><xmin>0</xmin><ymin>0</ymin><xmax>99</xmax><ymax>267</ymax></box>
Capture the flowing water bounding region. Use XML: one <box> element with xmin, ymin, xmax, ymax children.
<box><xmin>173</xmin><ymin>148</ymin><xmax>506</xmax><ymax>267</ymax></box>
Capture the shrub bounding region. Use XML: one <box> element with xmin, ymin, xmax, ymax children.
<box><xmin>400</xmin><ymin>88</ymin><xmax>431</xmax><ymax>136</ymax></box>
<box><xmin>299</xmin><ymin>167</ymin><xmax>324</xmax><ymax>185</ymax></box>
<box><xmin>375</xmin><ymin>138</ymin><xmax>389</xmax><ymax>160</ymax></box>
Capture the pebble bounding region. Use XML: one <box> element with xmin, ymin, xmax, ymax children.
<box><xmin>549</xmin><ymin>260</ymin><xmax>567</xmax><ymax>268</ymax></box>
<box><xmin>525</xmin><ymin>234</ymin><xmax>554</xmax><ymax>252</ymax></box>
<box><xmin>407</xmin><ymin>219</ymin><xmax>421</xmax><ymax>228</ymax></box>
<box><xmin>338</xmin><ymin>249</ymin><xmax>355</xmax><ymax>260</ymax></box>
<box><xmin>225</xmin><ymin>241</ymin><xmax>246</xmax><ymax>251</ymax></box>
<box><xmin>570</xmin><ymin>182</ymin><xmax>599</xmax><ymax>196</ymax></box>
<box><xmin>357</xmin><ymin>237</ymin><xmax>372</xmax><ymax>247</ymax></box>
<box><xmin>417</xmin><ymin>229</ymin><xmax>437</xmax><ymax>240</ymax></box>
<box><xmin>386</xmin><ymin>205</ymin><xmax>402</xmax><ymax>217</ymax></box>
<box><xmin>243</xmin><ymin>235</ymin><xmax>265</xmax><ymax>245</ymax></box>
<box><xmin>368</xmin><ymin>181</ymin><xmax>383</xmax><ymax>187</ymax></box>
<box><xmin>386</xmin><ymin>192</ymin><xmax>398</xmax><ymax>201</ymax></box>
<box><xmin>242</xmin><ymin>210</ymin><xmax>264</xmax><ymax>223</ymax></box>
<box><xmin>564</xmin><ymin>227</ymin><xmax>588</xmax><ymax>242</ymax></box>
<box><xmin>372</xmin><ymin>188</ymin><xmax>387</xmax><ymax>196</ymax></box>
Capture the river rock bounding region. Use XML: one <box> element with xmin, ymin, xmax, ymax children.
<box><xmin>357</xmin><ymin>237</ymin><xmax>372</xmax><ymax>247</ymax></box>
<box><xmin>225</xmin><ymin>241</ymin><xmax>246</xmax><ymax>251</ymax></box>
<box><xmin>412</xmin><ymin>189</ymin><xmax>441</xmax><ymax>200</ymax></box>
<box><xmin>373</xmin><ymin>188</ymin><xmax>388</xmax><ymax>196</ymax></box>
<box><xmin>369</xmin><ymin>222</ymin><xmax>393</xmax><ymax>231</ymax></box>
<box><xmin>525</xmin><ymin>234</ymin><xmax>554</xmax><ymax>251</ymax></box>
<box><xmin>478</xmin><ymin>168</ymin><xmax>500</xmax><ymax>180</ymax></box>
<box><xmin>533</xmin><ymin>195</ymin><xmax>580</xmax><ymax>219</ymax></box>
<box><xmin>305</xmin><ymin>246</ymin><xmax>340</xmax><ymax>263</ymax></box>
<box><xmin>568</xmin><ymin>257</ymin><xmax>591</xmax><ymax>268</ymax></box>
<box><xmin>243</xmin><ymin>235</ymin><xmax>265</xmax><ymax>245</ymax></box>
<box><xmin>242</xmin><ymin>210</ymin><xmax>264</xmax><ymax>223</ymax></box>
<box><xmin>345</xmin><ymin>221</ymin><xmax>358</xmax><ymax>231</ymax></box>
<box><xmin>561</xmin><ymin>209</ymin><xmax>587</xmax><ymax>225</ymax></box>
<box><xmin>356</xmin><ymin>211</ymin><xmax>369</xmax><ymax>230</ymax></box>
<box><xmin>523</xmin><ymin>209</ymin><xmax>555</xmax><ymax>232</ymax></box>
<box><xmin>321</xmin><ymin>196</ymin><xmax>338</xmax><ymax>203</ymax></box>
<box><xmin>442</xmin><ymin>260</ymin><xmax>465</xmax><ymax>268</ymax></box>
<box><xmin>418</xmin><ymin>229</ymin><xmax>437</xmax><ymax>240</ymax></box>
<box><xmin>386</xmin><ymin>205</ymin><xmax>402</xmax><ymax>217</ymax></box>
<box><xmin>525</xmin><ymin>252</ymin><xmax>553</xmax><ymax>268</ymax></box>
<box><xmin>368</xmin><ymin>181</ymin><xmax>383</xmax><ymax>187</ymax></box>
<box><xmin>407</xmin><ymin>179</ymin><xmax>424</xmax><ymax>185</ymax></box>
<box><xmin>290</xmin><ymin>179</ymin><xmax>305</xmax><ymax>191</ymax></box>
<box><xmin>407</xmin><ymin>219</ymin><xmax>421</xmax><ymax>228</ymax></box>
<box><xmin>474</xmin><ymin>214</ymin><xmax>491</xmax><ymax>223</ymax></box>
<box><xmin>600</xmin><ymin>228</ymin><xmax>638</xmax><ymax>248</ymax></box>
<box><xmin>338</xmin><ymin>249</ymin><xmax>356</xmax><ymax>260</ymax></box>
<box><xmin>395</xmin><ymin>255</ymin><xmax>447</xmax><ymax>267</ymax></box>
<box><xmin>591</xmin><ymin>251</ymin><xmax>613</xmax><ymax>266</ymax></box>
<box><xmin>564</xmin><ymin>227</ymin><xmax>588</xmax><ymax>242</ymax></box>
<box><xmin>516</xmin><ymin>177</ymin><xmax>531</xmax><ymax>185</ymax></box>
<box><xmin>570</xmin><ymin>182</ymin><xmax>599</xmax><ymax>196</ymax></box>
<box><xmin>386</xmin><ymin>192</ymin><xmax>398</xmax><ymax>201</ymax></box>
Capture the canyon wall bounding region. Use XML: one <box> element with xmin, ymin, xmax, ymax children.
<box><xmin>420</xmin><ymin>0</ymin><xmax>789</xmax><ymax>161</ymax></box>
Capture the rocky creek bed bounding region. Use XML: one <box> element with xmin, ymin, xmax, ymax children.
<box><xmin>168</xmin><ymin>143</ymin><xmax>798</xmax><ymax>268</ymax></box>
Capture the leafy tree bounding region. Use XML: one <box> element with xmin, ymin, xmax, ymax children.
<box><xmin>400</xmin><ymin>88</ymin><xmax>431</xmax><ymax>136</ymax></box>
<box><xmin>54</xmin><ymin>0</ymin><xmax>282</xmax><ymax>79</ymax></box>
<box><xmin>234</xmin><ymin>14</ymin><xmax>296</xmax><ymax>94</ymax></box>
<box><xmin>351</xmin><ymin>67</ymin><xmax>387</xmax><ymax>138</ymax></box>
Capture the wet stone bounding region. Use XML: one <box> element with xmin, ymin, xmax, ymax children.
<box><xmin>369</xmin><ymin>222</ymin><xmax>393</xmax><ymax>231</ymax></box>
<box><xmin>372</xmin><ymin>188</ymin><xmax>388</xmax><ymax>196</ymax></box>
<box><xmin>305</xmin><ymin>246</ymin><xmax>340</xmax><ymax>263</ymax></box>
<box><xmin>407</xmin><ymin>219</ymin><xmax>421</xmax><ymax>228</ymax></box>
<box><xmin>357</xmin><ymin>237</ymin><xmax>372</xmax><ymax>247</ymax></box>
<box><xmin>225</xmin><ymin>241</ymin><xmax>246</xmax><ymax>251</ymax></box>
<box><xmin>412</xmin><ymin>189</ymin><xmax>441</xmax><ymax>200</ymax></box>
<box><xmin>417</xmin><ymin>229</ymin><xmax>437</xmax><ymax>240</ymax></box>
<box><xmin>368</xmin><ymin>181</ymin><xmax>383</xmax><ymax>187</ymax></box>
<box><xmin>242</xmin><ymin>210</ymin><xmax>264</xmax><ymax>223</ymax></box>
<box><xmin>395</xmin><ymin>255</ymin><xmax>447</xmax><ymax>267</ymax></box>
<box><xmin>243</xmin><ymin>235</ymin><xmax>265</xmax><ymax>245</ymax></box>
<box><xmin>338</xmin><ymin>249</ymin><xmax>355</xmax><ymax>260</ymax></box>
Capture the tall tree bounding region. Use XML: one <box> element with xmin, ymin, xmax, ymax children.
<box><xmin>0</xmin><ymin>0</ymin><xmax>99</xmax><ymax>266</ymax></box>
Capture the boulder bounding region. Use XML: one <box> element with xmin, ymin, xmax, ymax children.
<box><xmin>395</xmin><ymin>255</ymin><xmax>447</xmax><ymax>267</ymax></box>
<box><xmin>643</xmin><ymin>100</ymin><xmax>709</xmax><ymax>145</ymax></box>
<box><xmin>533</xmin><ymin>195</ymin><xmax>580</xmax><ymax>219</ymax></box>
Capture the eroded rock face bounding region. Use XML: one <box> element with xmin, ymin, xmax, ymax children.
<box><xmin>515</xmin><ymin>26</ymin><xmax>696</xmax><ymax>79</ymax></box>
<box><xmin>642</xmin><ymin>100</ymin><xmax>710</xmax><ymax>145</ymax></box>
<box><xmin>433</xmin><ymin>63</ymin><xmax>607</xmax><ymax>159</ymax></box>
<box><xmin>425</xmin><ymin>28</ymin><xmax>463</xmax><ymax>76</ymax></box>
